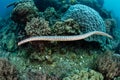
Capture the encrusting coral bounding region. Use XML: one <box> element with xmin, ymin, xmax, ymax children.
<box><xmin>96</xmin><ymin>51</ymin><xmax>120</xmax><ymax>80</ymax></box>
<box><xmin>11</xmin><ymin>1</ymin><xmax>39</xmax><ymax>24</ymax></box>
<box><xmin>25</xmin><ymin>17</ymin><xmax>51</xmax><ymax>36</ymax></box>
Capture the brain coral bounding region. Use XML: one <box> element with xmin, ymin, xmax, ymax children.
<box><xmin>61</xmin><ymin>4</ymin><xmax>107</xmax><ymax>43</ymax></box>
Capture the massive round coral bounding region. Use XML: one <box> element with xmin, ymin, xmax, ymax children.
<box><xmin>11</xmin><ymin>1</ymin><xmax>39</xmax><ymax>24</ymax></box>
<box><xmin>61</xmin><ymin>4</ymin><xmax>107</xmax><ymax>43</ymax></box>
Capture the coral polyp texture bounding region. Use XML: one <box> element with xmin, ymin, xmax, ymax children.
<box><xmin>0</xmin><ymin>58</ymin><xmax>19</xmax><ymax>80</ymax></box>
<box><xmin>52</xmin><ymin>19</ymin><xmax>81</xmax><ymax>35</ymax></box>
<box><xmin>25</xmin><ymin>17</ymin><xmax>51</xmax><ymax>36</ymax></box>
<box><xmin>11</xmin><ymin>1</ymin><xmax>39</xmax><ymax>24</ymax></box>
<box><xmin>96</xmin><ymin>51</ymin><xmax>120</xmax><ymax>80</ymax></box>
<box><xmin>63</xmin><ymin>69</ymin><xmax>104</xmax><ymax>80</ymax></box>
<box><xmin>61</xmin><ymin>4</ymin><xmax>107</xmax><ymax>43</ymax></box>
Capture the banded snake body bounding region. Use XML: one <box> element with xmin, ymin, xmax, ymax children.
<box><xmin>18</xmin><ymin>31</ymin><xmax>113</xmax><ymax>46</ymax></box>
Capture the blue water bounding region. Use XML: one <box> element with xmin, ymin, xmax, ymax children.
<box><xmin>0</xmin><ymin>0</ymin><xmax>120</xmax><ymax>25</ymax></box>
<box><xmin>0</xmin><ymin>0</ymin><xmax>18</xmax><ymax>18</ymax></box>
<box><xmin>104</xmin><ymin>0</ymin><xmax>120</xmax><ymax>18</ymax></box>
<box><xmin>103</xmin><ymin>0</ymin><xmax>120</xmax><ymax>28</ymax></box>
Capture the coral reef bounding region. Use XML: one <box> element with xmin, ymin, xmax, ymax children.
<box><xmin>33</xmin><ymin>0</ymin><xmax>63</xmax><ymax>11</ymax></box>
<box><xmin>114</xmin><ymin>77</ymin><xmax>120</xmax><ymax>80</ymax></box>
<box><xmin>44</xmin><ymin>7</ymin><xmax>57</xmax><ymax>20</ymax></box>
<box><xmin>62</xmin><ymin>0</ymin><xmax>78</xmax><ymax>4</ymax></box>
<box><xmin>11</xmin><ymin>1</ymin><xmax>39</xmax><ymax>24</ymax></box>
<box><xmin>78</xmin><ymin>0</ymin><xmax>100</xmax><ymax>8</ymax></box>
<box><xmin>0</xmin><ymin>19</ymin><xmax>18</xmax><ymax>52</ymax></box>
<box><xmin>78</xmin><ymin>0</ymin><xmax>110</xmax><ymax>19</ymax></box>
<box><xmin>7</xmin><ymin>0</ymin><xmax>33</xmax><ymax>8</ymax></box>
<box><xmin>0</xmin><ymin>0</ymin><xmax>119</xmax><ymax>80</ymax></box>
<box><xmin>63</xmin><ymin>69</ymin><xmax>104</xmax><ymax>80</ymax></box>
<box><xmin>52</xmin><ymin>19</ymin><xmax>81</xmax><ymax>35</ymax></box>
<box><xmin>115</xmin><ymin>43</ymin><xmax>120</xmax><ymax>54</ymax></box>
<box><xmin>105</xmin><ymin>18</ymin><xmax>116</xmax><ymax>34</ymax></box>
<box><xmin>1</xmin><ymin>33</ymin><xmax>17</xmax><ymax>51</ymax></box>
<box><xmin>25</xmin><ymin>70</ymin><xmax>60</xmax><ymax>80</ymax></box>
<box><xmin>0</xmin><ymin>18</ymin><xmax>7</xmax><ymax>30</ymax></box>
<box><xmin>0</xmin><ymin>58</ymin><xmax>19</xmax><ymax>80</ymax></box>
<box><xmin>23</xmin><ymin>42</ymin><xmax>101</xmax><ymax>77</ymax></box>
<box><xmin>61</xmin><ymin>4</ymin><xmax>107</xmax><ymax>43</ymax></box>
<box><xmin>96</xmin><ymin>51</ymin><xmax>120</xmax><ymax>80</ymax></box>
<box><xmin>43</xmin><ymin>7</ymin><xmax>60</xmax><ymax>25</ymax></box>
<box><xmin>25</xmin><ymin>17</ymin><xmax>51</xmax><ymax>36</ymax></box>
<box><xmin>29</xmin><ymin>48</ymin><xmax>54</xmax><ymax>64</ymax></box>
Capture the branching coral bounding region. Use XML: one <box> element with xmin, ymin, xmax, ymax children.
<box><xmin>0</xmin><ymin>58</ymin><xmax>19</xmax><ymax>80</ymax></box>
<box><xmin>63</xmin><ymin>69</ymin><xmax>104</xmax><ymax>80</ymax></box>
<box><xmin>25</xmin><ymin>17</ymin><xmax>51</xmax><ymax>36</ymax></box>
<box><xmin>96</xmin><ymin>51</ymin><xmax>120</xmax><ymax>80</ymax></box>
<box><xmin>52</xmin><ymin>19</ymin><xmax>81</xmax><ymax>35</ymax></box>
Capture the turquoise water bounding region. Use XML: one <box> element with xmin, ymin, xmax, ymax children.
<box><xmin>0</xmin><ymin>0</ymin><xmax>120</xmax><ymax>80</ymax></box>
<box><xmin>0</xmin><ymin>0</ymin><xmax>18</xmax><ymax>18</ymax></box>
<box><xmin>0</xmin><ymin>0</ymin><xmax>120</xmax><ymax>20</ymax></box>
<box><xmin>104</xmin><ymin>0</ymin><xmax>120</xmax><ymax>18</ymax></box>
